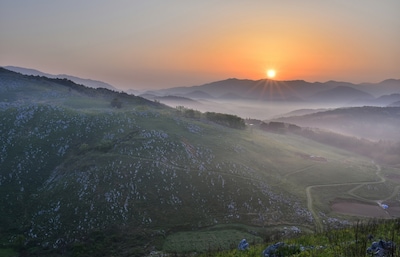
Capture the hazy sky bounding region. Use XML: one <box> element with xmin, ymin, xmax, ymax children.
<box><xmin>1</xmin><ymin>1</ymin><xmax>399</xmax><ymax>90</ymax></box>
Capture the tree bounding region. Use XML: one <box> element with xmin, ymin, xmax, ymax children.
<box><xmin>204</xmin><ymin>112</ymin><xmax>245</xmax><ymax>129</ymax></box>
<box><xmin>111</xmin><ymin>97</ymin><xmax>122</xmax><ymax>108</ymax></box>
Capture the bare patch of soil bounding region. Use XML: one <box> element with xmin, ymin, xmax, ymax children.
<box><xmin>386</xmin><ymin>174</ymin><xmax>400</xmax><ymax>183</ymax></box>
<box><xmin>331</xmin><ymin>199</ymin><xmax>400</xmax><ymax>218</ymax></box>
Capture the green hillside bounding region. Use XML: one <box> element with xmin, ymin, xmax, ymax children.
<box><xmin>1</xmin><ymin>68</ymin><xmax>399</xmax><ymax>256</ymax></box>
<box><xmin>200</xmin><ymin>219</ymin><xmax>400</xmax><ymax>257</ymax></box>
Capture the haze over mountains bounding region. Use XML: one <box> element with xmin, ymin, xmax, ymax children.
<box><xmin>5</xmin><ymin>66</ymin><xmax>400</xmax><ymax>125</ymax></box>
<box><xmin>145</xmin><ymin>77</ymin><xmax>399</xmax><ymax>99</ymax></box>
<box><xmin>0</xmin><ymin>68</ymin><xmax>317</xmax><ymax>254</ymax></box>
<box><xmin>4</xmin><ymin>66</ymin><xmax>400</xmax><ymax>136</ymax></box>
<box><xmin>143</xmin><ymin>76</ymin><xmax>400</xmax><ymax>120</ymax></box>
<box><xmin>1</xmin><ymin>67</ymin><xmax>400</xmax><ymax>256</ymax></box>
<box><xmin>4</xmin><ymin>66</ymin><xmax>118</xmax><ymax>91</ymax></box>
<box><xmin>274</xmin><ymin>106</ymin><xmax>400</xmax><ymax>141</ymax></box>
<box><xmin>6</xmin><ymin>66</ymin><xmax>399</xmax><ymax>104</ymax></box>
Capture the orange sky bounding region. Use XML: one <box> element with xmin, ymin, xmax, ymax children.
<box><xmin>1</xmin><ymin>1</ymin><xmax>399</xmax><ymax>89</ymax></box>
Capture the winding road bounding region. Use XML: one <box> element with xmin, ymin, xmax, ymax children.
<box><xmin>304</xmin><ymin>163</ymin><xmax>396</xmax><ymax>232</ymax></box>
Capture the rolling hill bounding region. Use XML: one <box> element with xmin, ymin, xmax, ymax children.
<box><xmin>274</xmin><ymin>106</ymin><xmax>400</xmax><ymax>141</ymax></box>
<box><xmin>273</xmin><ymin>108</ymin><xmax>329</xmax><ymax>119</ymax></box>
<box><xmin>4</xmin><ymin>66</ymin><xmax>118</xmax><ymax>91</ymax></box>
<box><xmin>150</xmin><ymin>78</ymin><xmax>323</xmax><ymax>100</ymax></box>
<box><xmin>374</xmin><ymin>93</ymin><xmax>400</xmax><ymax>106</ymax></box>
<box><xmin>308</xmin><ymin>86</ymin><xmax>374</xmax><ymax>103</ymax></box>
<box><xmin>1</xmin><ymin>68</ymin><xmax>399</xmax><ymax>256</ymax></box>
<box><xmin>389</xmin><ymin>100</ymin><xmax>400</xmax><ymax>107</ymax></box>
<box><xmin>148</xmin><ymin>78</ymin><xmax>400</xmax><ymax>102</ymax></box>
<box><xmin>359</xmin><ymin>79</ymin><xmax>400</xmax><ymax>97</ymax></box>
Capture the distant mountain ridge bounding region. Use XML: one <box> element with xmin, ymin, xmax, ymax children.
<box><xmin>374</xmin><ymin>93</ymin><xmax>400</xmax><ymax>106</ymax></box>
<box><xmin>139</xmin><ymin>77</ymin><xmax>400</xmax><ymax>121</ymax></box>
<box><xmin>359</xmin><ymin>79</ymin><xmax>400</xmax><ymax>96</ymax></box>
<box><xmin>4</xmin><ymin>65</ymin><xmax>118</xmax><ymax>91</ymax></box>
<box><xmin>310</xmin><ymin>86</ymin><xmax>374</xmax><ymax>103</ymax></box>
<box><xmin>274</xmin><ymin>106</ymin><xmax>400</xmax><ymax>141</ymax></box>
<box><xmin>148</xmin><ymin>77</ymin><xmax>400</xmax><ymax>103</ymax></box>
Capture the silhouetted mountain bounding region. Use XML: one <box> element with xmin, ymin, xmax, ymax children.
<box><xmin>374</xmin><ymin>93</ymin><xmax>400</xmax><ymax>106</ymax></box>
<box><xmin>389</xmin><ymin>100</ymin><xmax>400</xmax><ymax>107</ymax></box>
<box><xmin>155</xmin><ymin>78</ymin><xmax>256</xmax><ymax>98</ymax></box>
<box><xmin>183</xmin><ymin>90</ymin><xmax>214</xmax><ymax>99</ymax></box>
<box><xmin>308</xmin><ymin>86</ymin><xmax>374</xmax><ymax>103</ymax></box>
<box><xmin>0</xmin><ymin>67</ymin><xmax>151</xmax><ymax>109</ymax></box>
<box><xmin>126</xmin><ymin>88</ymin><xmax>142</xmax><ymax>95</ymax></box>
<box><xmin>219</xmin><ymin>92</ymin><xmax>244</xmax><ymax>100</ymax></box>
<box><xmin>273</xmin><ymin>108</ymin><xmax>329</xmax><ymax>119</ymax></box>
<box><xmin>156</xmin><ymin>95</ymin><xmax>199</xmax><ymax>103</ymax></box>
<box><xmin>4</xmin><ymin>65</ymin><xmax>118</xmax><ymax>91</ymax></box>
<box><xmin>139</xmin><ymin>93</ymin><xmax>159</xmax><ymax>100</ymax></box>
<box><xmin>151</xmin><ymin>78</ymin><xmax>399</xmax><ymax>103</ymax></box>
<box><xmin>152</xmin><ymin>78</ymin><xmax>319</xmax><ymax>101</ymax></box>
<box><xmin>275</xmin><ymin>106</ymin><xmax>400</xmax><ymax>141</ymax></box>
<box><xmin>139</xmin><ymin>94</ymin><xmax>199</xmax><ymax>105</ymax></box>
<box><xmin>358</xmin><ymin>79</ymin><xmax>400</xmax><ymax>96</ymax></box>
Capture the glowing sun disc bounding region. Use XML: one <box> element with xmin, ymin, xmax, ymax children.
<box><xmin>267</xmin><ymin>69</ymin><xmax>276</xmax><ymax>79</ymax></box>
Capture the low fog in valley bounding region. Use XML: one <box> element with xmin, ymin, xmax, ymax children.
<box><xmin>1</xmin><ymin>63</ymin><xmax>400</xmax><ymax>257</ymax></box>
<box><xmin>141</xmin><ymin>78</ymin><xmax>400</xmax><ymax>142</ymax></box>
<box><xmin>1</xmin><ymin>0</ymin><xmax>400</xmax><ymax>255</ymax></box>
<box><xmin>154</xmin><ymin>97</ymin><xmax>342</xmax><ymax>120</ymax></box>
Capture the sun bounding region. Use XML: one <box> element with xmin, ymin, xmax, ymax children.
<box><xmin>266</xmin><ymin>69</ymin><xmax>276</xmax><ymax>79</ymax></box>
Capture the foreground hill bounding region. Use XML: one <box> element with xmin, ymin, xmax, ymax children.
<box><xmin>202</xmin><ymin>219</ymin><xmax>400</xmax><ymax>257</ymax></box>
<box><xmin>1</xmin><ymin>68</ymin><xmax>399</xmax><ymax>256</ymax></box>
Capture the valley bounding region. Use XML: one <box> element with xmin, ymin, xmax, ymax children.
<box><xmin>0</xmin><ymin>68</ymin><xmax>399</xmax><ymax>256</ymax></box>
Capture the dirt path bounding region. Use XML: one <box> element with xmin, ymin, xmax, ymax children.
<box><xmin>346</xmin><ymin>164</ymin><xmax>385</xmax><ymax>202</ymax></box>
<box><xmin>283</xmin><ymin>165</ymin><xmax>315</xmax><ymax>181</ymax></box>
<box><xmin>305</xmin><ymin>164</ymin><xmax>387</xmax><ymax>232</ymax></box>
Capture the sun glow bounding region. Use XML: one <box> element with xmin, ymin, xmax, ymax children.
<box><xmin>267</xmin><ymin>69</ymin><xmax>276</xmax><ymax>79</ymax></box>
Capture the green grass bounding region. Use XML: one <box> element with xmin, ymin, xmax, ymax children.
<box><xmin>286</xmin><ymin>162</ymin><xmax>376</xmax><ymax>187</ymax></box>
<box><xmin>2</xmin><ymin>70</ymin><xmax>400</xmax><ymax>256</ymax></box>
<box><xmin>163</xmin><ymin>229</ymin><xmax>263</xmax><ymax>253</ymax></box>
<box><xmin>0</xmin><ymin>248</ymin><xmax>17</xmax><ymax>257</ymax></box>
<box><xmin>62</xmin><ymin>96</ymin><xmax>112</xmax><ymax>109</ymax></box>
<box><xmin>200</xmin><ymin>219</ymin><xmax>400</xmax><ymax>257</ymax></box>
<box><xmin>1</xmin><ymin>102</ymin><xmax>396</xmax><ymax>255</ymax></box>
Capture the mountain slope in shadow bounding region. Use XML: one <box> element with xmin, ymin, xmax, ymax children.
<box><xmin>4</xmin><ymin>65</ymin><xmax>118</xmax><ymax>91</ymax></box>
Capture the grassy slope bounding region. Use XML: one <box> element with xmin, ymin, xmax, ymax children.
<box><xmin>200</xmin><ymin>219</ymin><xmax>400</xmax><ymax>257</ymax></box>
<box><xmin>1</xmin><ymin>69</ymin><xmax>399</xmax><ymax>255</ymax></box>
